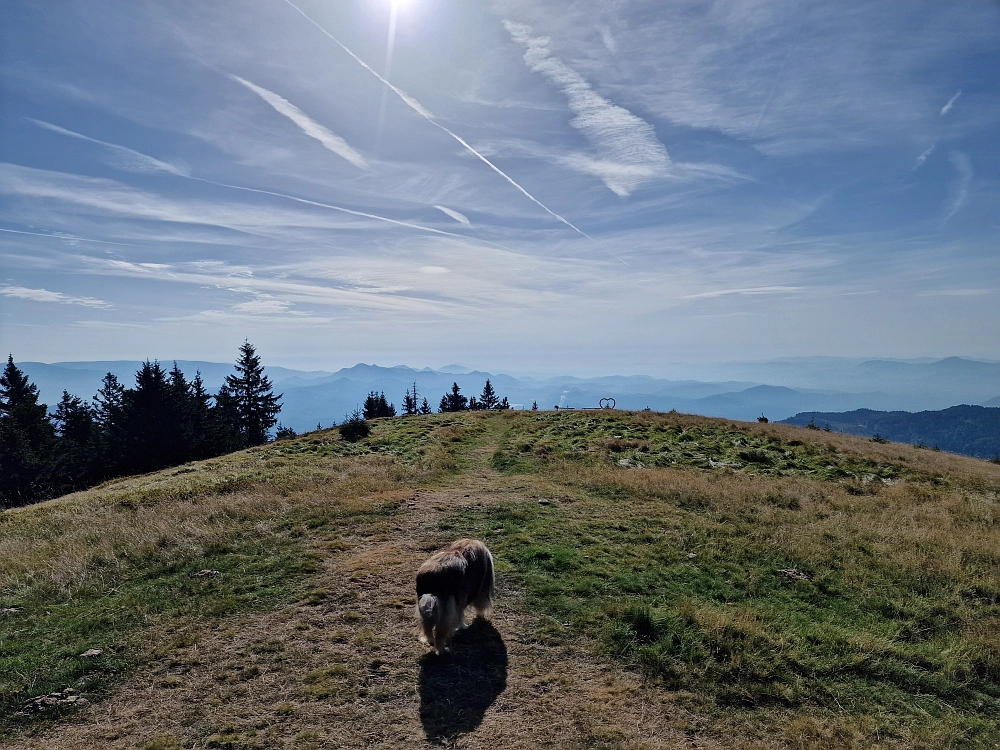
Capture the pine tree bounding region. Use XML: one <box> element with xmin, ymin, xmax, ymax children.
<box><xmin>478</xmin><ymin>379</ymin><xmax>499</xmax><ymax>410</ymax></box>
<box><xmin>496</xmin><ymin>397</ymin><xmax>511</xmax><ymax>410</ymax></box>
<box><xmin>221</xmin><ymin>341</ymin><xmax>282</xmax><ymax>446</ymax></box>
<box><xmin>402</xmin><ymin>382</ymin><xmax>420</xmax><ymax>416</ymax></box>
<box><xmin>187</xmin><ymin>371</ymin><xmax>214</xmax><ymax>459</ymax></box>
<box><xmin>49</xmin><ymin>391</ymin><xmax>98</xmax><ymax>493</ymax></box>
<box><xmin>365</xmin><ymin>391</ymin><xmax>396</xmax><ymax>419</ymax></box>
<box><xmin>0</xmin><ymin>356</ymin><xmax>55</xmax><ymax>506</ymax></box>
<box><xmin>439</xmin><ymin>382</ymin><xmax>468</xmax><ymax>412</ymax></box>
<box><xmin>531</xmin><ymin>400</ymin><xmax>538</xmax><ymax>411</ymax></box>
<box><xmin>120</xmin><ymin>360</ymin><xmax>184</xmax><ymax>474</ymax></box>
<box><xmin>419</xmin><ymin>397</ymin><xmax>432</xmax><ymax>415</ymax></box>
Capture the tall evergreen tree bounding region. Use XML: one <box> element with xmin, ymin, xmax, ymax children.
<box><xmin>478</xmin><ymin>379</ymin><xmax>499</xmax><ymax>410</ymax></box>
<box><xmin>121</xmin><ymin>360</ymin><xmax>185</xmax><ymax>474</ymax></box>
<box><xmin>439</xmin><ymin>382</ymin><xmax>468</xmax><ymax>412</ymax></box>
<box><xmin>49</xmin><ymin>391</ymin><xmax>98</xmax><ymax>493</ymax></box>
<box><xmin>187</xmin><ymin>371</ymin><xmax>214</xmax><ymax>459</ymax></box>
<box><xmin>0</xmin><ymin>356</ymin><xmax>55</xmax><ymax>506</ymax></box>
<box><xmin>402</xmin><ymin>382</ymin><xmax>420</xmax><ymax>416</ymax></box>
<box><xmin>92</xmin><ymin>372</ymin><xmax>127</xmax><ymax>477</ymax></box>
<box><xmin>220</xmin><ymin>341</ymin><xmax>282</xmax><ymax>446</ymax></box>
<box><xmin>419</xmin><ymin>397</ymin><xmax>432</xmax><ymax>415</ymax></box>
<box><xmin>364</xmin><ymin>391</ymin><xmax>396</xmax><ymax>419</ymax></box>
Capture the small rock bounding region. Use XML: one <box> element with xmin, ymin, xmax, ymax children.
<box><xmin>686</xmin><ymin>552</ymin><xmax>697</xmax><ymax>559</ymax></box>
<box><xmin>80</xmin><ymin>649</ymin><xmax>103</xmax><ymax>658</ymax></box>
<box><xmin>189</xmin><ymin>569</ymin><xmax>222</xmax><ymax>578</ymax></box>
<box><xmin>538</xmin><ymin>499</ymin><xmax>550</xmax><ymax>505</ymax></box>
<box><xmin>0</xmin><ymin>606</ymin><xmax>22</xmax><ymax>615</ymax></box>
<box><xmin>778</xmin><ymin>568</ymin><xmax>812</xmax><ymax>582</ymax></box>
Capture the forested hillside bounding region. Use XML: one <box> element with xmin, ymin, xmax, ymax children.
<box><xmin>781</xmin><ymin>405</ymin><xmax>1000</xmax><ymax>459</ymax></box>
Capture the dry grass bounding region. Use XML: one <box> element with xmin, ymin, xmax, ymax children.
<box><xmin>2</xmin><ymin>411</ymin><xmax>999</xmax><ymax>748</ymax></box>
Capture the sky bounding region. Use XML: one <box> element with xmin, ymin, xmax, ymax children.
<box><xmin>1</xmin><ymin>0</ymin><xmax>998</xmax><ymax>376</ymax></box>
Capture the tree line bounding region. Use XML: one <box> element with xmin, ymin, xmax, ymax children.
<box><xmin>0</xmin><ymin>342</ymin><xmax>280</xmax><ymax>508</ymax></box>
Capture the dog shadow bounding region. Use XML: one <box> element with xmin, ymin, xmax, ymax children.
<box><xmin>418</xmin><ymin>619</ymin><xmax>508</xmax><ymax>744</ymax></box>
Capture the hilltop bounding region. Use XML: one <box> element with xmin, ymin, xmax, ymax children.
<box><xmin>2</xmin><ymin>411</ymin><xmax>999</xmax><ymax>749</ymax></box>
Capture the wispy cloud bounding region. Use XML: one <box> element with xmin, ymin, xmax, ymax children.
<box><xmin>504</xmin><ymin>20</ymin><xmax>669</xmax><ymax>197</ymax></box>
<box><xmin>230</xmin><ymin>76</ymin><xmax>367</xmax><ymax>169</ymax></box>
<box><xmin>943</xmin><ymin>151</ymin><xmax>972</xmax><ymax>224</ymax></box>
<box><xmin>280</xmin><ymin>0</ymin><xmax>595</xmax><ymax>242</ymax></box>
<box><xmin>0</xmin><ymin>285</ymin><xmax>112</xmax><ymax>308</ymax></box>
<box><xmin>27</xmin><ymin>118</ymin><xmax>188</xmax><ymax>176</ymax></box>
<box><xmin>940</xmin><ymin>89</ymin><xmax>962</xmax><ymax>116</ymax></box>
<box><xmin>682</xmin><ymin>286</ymin><xmax>801</xmax><ymax>300</ymax></box>
<box><xmin>913</xmin><ymin>141</ymin><xmax>936</xmax><ymax>170</ymax></box>
<box><xmin>433</xmin><ymin>205</ymin><xmax>471</xmax><ymax>226</ymax></box>
<box><xmin>919</xmin><ymin>288</ymin><xmax>991</xmax><ymax>297</ymax></box>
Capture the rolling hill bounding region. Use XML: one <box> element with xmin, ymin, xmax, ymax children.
<box><xmin>2</xmin><ymin>410</ymin><xmax>999</xmax><ymax>749</ymax></box>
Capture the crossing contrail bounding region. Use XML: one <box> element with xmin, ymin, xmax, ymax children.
<box><xmin>280</xmin><ymin>0</ymin><xmax>597</xmax><ymax>245</ymax></box>
<box><xmin>188</xmin><ymin>176</ymin><xmax>495</xmax><ymax>242</ymax></box>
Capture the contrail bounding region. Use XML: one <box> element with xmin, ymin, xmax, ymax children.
<box><xmin>280</xmin><ymin>0</ymin><xmax>598</xmax><ymax>245</ymax></box>
<box><xmin>187</xmin><ymin>175</ymin><xmax>493</xmax><ymax>242</ymax></box>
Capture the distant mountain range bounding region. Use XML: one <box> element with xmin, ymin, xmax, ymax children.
<box><xmin>780</xmin><ymin>406</ymin><xmax>1000</xmax><ymax>460</ymax></box>
<box><xmin>16</xmin><ymin>356</ymin><xmax>1000</xmax><ymax>436</ymax></box>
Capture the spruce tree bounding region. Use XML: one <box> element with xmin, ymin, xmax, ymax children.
<box><xmin>221</xmin><ymin>341</ymin><xmax>282</xmax><ymax>446</ymax></box>
<box><xmin>478</xmin><ymin>379</ymin><xmax>499</xmax><ymax>410</ymax></box>
<box><xmin>121</xmin><ymin>360</ymin><xmax>184</xmax><ymax>474</ymax></box>
<box><xmin>0</xmin><ymin>356</ymin><xmax>55</xmax><ymax>506</ymax></box>
<box><xmin>50</xmin><ymin>391</ymin><xmax>98</xmax><ymax>493</ymax></box>
<box><xmin>531</xmin><ymin>400</ymin><xmax>538</xmax><ymax>411</ymax></box>
<box><xmin>439</xmin><ymin>382</ymin><xmax>468</xmax><ymax>412</ymax></box>
<box><xmin>419</xmin><ymin>397</ymin><xmax>432</xmax><ymax>415</ymax></box>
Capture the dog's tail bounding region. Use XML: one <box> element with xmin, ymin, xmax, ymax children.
<box><xmin>473</xmin><ymin>545</ymin><xmax>495</xmax><ymax>617</ymax></box>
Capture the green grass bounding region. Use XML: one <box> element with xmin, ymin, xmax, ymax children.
<box><xmin>2</xmin><ymin>409</ymin><xmax>999</xmax><ymax>747</ymax></box>
<box><xmin>452</xmin><ymin>412</ymin><xmax>1000</xmax><ymax>745</ymax></box>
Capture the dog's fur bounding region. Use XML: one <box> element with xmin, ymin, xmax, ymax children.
<box><xmin>415</xmin><ymin>539</ymin><xmax>494</xmax><ymax>654</ymax></box>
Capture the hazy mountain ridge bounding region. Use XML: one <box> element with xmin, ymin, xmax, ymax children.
<box><xmin>17</xmin><ymin>357</ymin><xmax>1000</xmax><ymax>435</ymax></box>
<box><xmin>780</xmin><ymin>405</ymin><xmax>1000</xmax><ymax>459</ymax></box>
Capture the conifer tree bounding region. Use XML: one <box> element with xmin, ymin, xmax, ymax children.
<box><xmin>0</xmin><ymin>356</ymin><xmax>55</xmax><ymax>506</ymax></box>
<box><xmin>439</xmin><ymin>382</ymin><xmax>468</xmax><ymax>412</ymax></box>
<box><xmin>50</xmin><ymin>391</ymin><xmax>98</xmax><ymax>493</ymax></box>
<box><xmin>478</xmin><ymin>379</ymin><xmax>499</xmax><ymax>410</ymax></box>
<box><xmin>402</xmin><ymin>382</ymin><xmax>420</xmax><ymax>416</ymax></box>
<box><xmin>220</xmin><ymin>341</ymin><xmax>282</xmax><ymax>446</ymax></box>
<box><xmin>365</xmin><ymin>391</ymin><xmax>396</xmax><ymax>419</ymax></box>
<box><xmin>121</xmin><ymin>360</ymin><xmax>184</xmax><ymax>474</ymax></box>
<box><xmin>532</xmin><ymin>400</ymin><xmax>538</xmax><ymax>411</ymax></box>
<box><xmin>419</xmin><ymin>397</ymin><xmax>432</xmax><ymax>415</ymax></box>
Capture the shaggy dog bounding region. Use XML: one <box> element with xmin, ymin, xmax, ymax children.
<box><xmin>416</xmin><ymin>539</ymin><xmax>494</xmax><ymax>655</ymax></box>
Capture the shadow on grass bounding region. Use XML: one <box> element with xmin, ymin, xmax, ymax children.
<box><xmin>418</xmin><ymin>619</ymin><xmax>508</xmax><ymax>744</ymax></box>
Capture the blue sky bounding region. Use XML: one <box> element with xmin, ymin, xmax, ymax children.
<box><xmin>1</xmin><ymin>0</ymin><xmax>998</xmax><ymax>375</ymax></box>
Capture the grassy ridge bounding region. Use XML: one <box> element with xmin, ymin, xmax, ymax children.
<box><xmin>2</xmin><ymin>410</ymin><xmax>999</xmax><ymax>747</ymax></box>
<box><xmin>466</xmin><ymin>412</ymin><xmax>1000</xmax><ymax>744</ymax></box>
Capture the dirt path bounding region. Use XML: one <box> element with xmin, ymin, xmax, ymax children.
<box><xmin>7</xmin><ymin>447</ymin><xmax>720</xmax><ymax>749</ymax></box>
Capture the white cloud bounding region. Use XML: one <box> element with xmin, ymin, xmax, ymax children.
<box><xmin>504</xmin><ymin>20</ymin><xmax>670</xmax><ymax>196</ymax></box>
<box><xmin>943</xmin><ymin>151</ymin><xmax>972</xmax><ymax>224</ymax></box>
<box><xmin>231</xmin><ymin>75</ymin><xmax>367</xmax><ymax>169</ymax></box>
<box><xmin>433</xmin><ymin>205</ymin><xmax>471</xmax><ymax>225</ymax></box>
<box><xmin>682</xmin><ymin>286</ymin><xmax>801</xmax><ymax>300</ymax></box>
<box><xmin>27</xmin><ymin>118</ymin><xmax>188</xmax><ymax>176</ymax></box>
<box><xmin>940</xmin><ymin>89</ymin><xmax>961</xmax><ymax>116</ymax></box>
<box><xmin>913</xmin><ymin>141</ymin><xmax>936</xmax><ymax>170</ymax></box>
<box><xmin>0</xmin><ymin>285</ymin><xmax>112</xmax><ymax>308</ymax></box>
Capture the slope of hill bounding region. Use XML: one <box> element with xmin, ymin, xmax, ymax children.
<box><xmin>781</xmin><ymin>405</ymin><xmax>1000</xmax><ymax>459</ymax></box>
<box><xmin>2</xmin><ymin>411</ymin><xmax>999</xmax><ymax>749</ymax></box>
